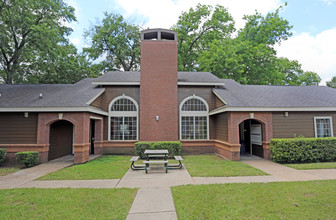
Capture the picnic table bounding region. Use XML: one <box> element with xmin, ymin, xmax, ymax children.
<box><xmin>143</xmin><ymin>149</ymin><xmax>169</xmax><ymax>173</ymax></box>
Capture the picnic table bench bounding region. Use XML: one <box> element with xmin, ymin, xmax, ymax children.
<box><xmin>143</xmin><ymin>160</ymin><xmax>168</xmax><ymax>173</ymax></box>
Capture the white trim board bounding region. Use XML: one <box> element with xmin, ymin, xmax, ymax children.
<box><xmin>91</xmin><ymin>81</ymin><xmax>224</xmax><ymax>86</ymax></box>
<box><xmin>209</xmin><ymin>106</ymin><xmax>336</xmax><ymax>115</ymax></box>
<box><xmin>314</xmin><ymin>116</ymin><xmax>334</xmax><ymax>138</ymax></box>
<box><xmin>0</xmin><ymin>107</ymin><xmax>108</xmax><ymax>116</ymax></box>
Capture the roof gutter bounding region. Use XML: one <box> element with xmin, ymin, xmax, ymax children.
<box><xmin>209</xmin><ymin>106</ymin><xmax>336</xmax><ymax>115</ymax></box>
<box><xmin>0</xmin><ymin>106</ymin><xmax>108</xmax><ymax>116</ymax></box>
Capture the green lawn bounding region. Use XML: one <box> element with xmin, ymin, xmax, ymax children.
<box><xmin>39</xmin><ymin>155</ymin><xmax>130</xmax><ymax>180</ymax></box>
<box><xmin>285</xmin><ymin>162</ymin><xmax>336</xmax><ymax>170</ymax></box>
<box><xmin>0</xmin><ymin>188</ymin><xmax>137</xmax><ymax>219</ymax></box>
<box><xmin>172</xmin><ymin>180</ymin><xmax>336</xmax><ymax>219</ymax></box>
<box><xmin>182</xmin><ymin>155</ymin><xmax>267</xmax><ymax>177</ymax></box>
<box><xmin>0</xmin><ymin>167</ymin><xmax>21</xmax><ymax>176</ymax></box>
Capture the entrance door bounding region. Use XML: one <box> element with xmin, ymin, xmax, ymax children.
<box><xmin>239</xmin><ymin>119</ymin><xmax>263</xmax><ymax>157</ymax></box>
<box><xmin>49</xmin><ymin>120</ymin><xmax>73</xmax><ymax>160</ymax></box>
<box><xmin>90</xmin><ymin>119</ymin><xmax>95</xmax><ymax>154</ymax></box>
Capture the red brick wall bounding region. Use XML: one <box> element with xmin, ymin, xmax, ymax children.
<box><xmin>140</xmin><ymin>40</ymin><xmax>178</xmax><ymax>141</ymax></box>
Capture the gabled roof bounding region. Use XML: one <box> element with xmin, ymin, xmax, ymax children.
<box><xmin>91</xmin><ymin>71</ymin><xmax>224</xmax><ymax>86</ymax></box>
<box><xmin>0</xmin><ymin>78</ymin><xmax>106</xmax><ymax>114</ymax></box>
<box><xmin>211</xmin><ymin>79</ymin><xmax>336</xmax><ymax>114</ymax></box>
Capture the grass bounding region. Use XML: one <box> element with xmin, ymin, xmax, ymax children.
<box><xmin>172</xmin><ymin>180</ymin><xmax>336</xmax><ymax>219</ymax></box>
<box><xmin>285</xmin><ymin>162</ymin><xmax>336</xmax><ymax>170</ymax></box>
<box><xmin>182</xmin><ymin>155</ymin><xmax>267</xmax><ymax>177</ymax></box>
<box><xmin>0</xmin><ymin>188</ymin><xmax>137</xmax><ymax>219</ymax></box>
<box><xmin>0</xmin><ymin>166</ymin><xmax>21</xmax><ymax>176</ymax></box>
<box><xmin>39</xmin><ymin>155</ymin><xmax>130</xmax><ymax>180</ymax></box>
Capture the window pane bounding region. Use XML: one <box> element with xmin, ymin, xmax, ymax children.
<box><xmin>316</xmin><ymin>118</ymin><xmax>332</xmax><ymax>138</ymax></box>
<box><xmin>182</xmin><ymin>98</ymin><xmax>207</xmax><ymax>111</ymax></box>
<box><xmin>111</xmin><ymin>98</ymin><xmax>136</xmax><ymax>111</ymax></box>
<box><xmin>123</xmin><ymin>117</ymin><xmax>137</xmax><ymax>140</ymax></box>
<box><xmin>111</xmin><ymin>117</ymin><xmax>123</xmax><ymax>140</ymax></box>
<box><xmin>181</xmin><ymin>116</ymin><xmax>207</xmax><ymax>140</ymax></box>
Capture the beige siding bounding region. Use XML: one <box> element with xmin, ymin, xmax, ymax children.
<box><xmin>0</xmin><ymin>113</ymin><xmax>38</xmax><ymax>144</ymax></box>
<box><xmin>272</xmin><ymin>112</ymin><xmax>336</xmax><ymax>138</ymax></box>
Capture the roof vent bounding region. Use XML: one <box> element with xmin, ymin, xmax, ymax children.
<box><xmin>0</xmin><ymin>93</ymin><xmax>1</xmax><ymax>98</ymax></box>
<box><xmin>39</xmin><ymin>93</ymin><xmax>43</xmax><ymax>98</ymax></box>
<box><xmin>141</xmin><ymin>29</ymin><xmax>177</xmax><ymax>41</ymax></box>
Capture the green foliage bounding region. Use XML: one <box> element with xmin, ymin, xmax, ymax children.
<box><xmin>84</xmin><ymin>12</ymin><xmax>141</xmax><ymax>72</ymax></box>
<box><xmin>0</xmin><ymin>148</ymin><xmax>6</xmax><ymax>163</ymax></box>
<box><xmin>172</xmin><ymin>4</ymin><xmax>235</xmax><ymax>71</ymax></box>
<box><xmin>0</xmin><ymin>0</ymin><xmax>81</xmax><ymax>84</ymax></box>
<box><xmin>134</xmin><ymin>141</ymin><xmax>182</xmax><ymax>158</ymax></box>
<box><xmin>16</xmin><ymin>151</ymin><xmax>39</xmax><ymax>167</ymax></box>
<box><xmin>326</xmin><ymin>76</ymin><xmax>336</xmax><ymax>88</ymax></box>
<box><xmin>270</xmin><ymin>138</ymin><xmax>336</xmax><ymax>163</ymax></box>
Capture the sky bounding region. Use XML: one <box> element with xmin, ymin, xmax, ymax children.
<box><xmin>66</xmin><ymin>0</ymin><xmax>336</xmax><ymax>85</ymax></box>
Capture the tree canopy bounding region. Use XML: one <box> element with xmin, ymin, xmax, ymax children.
<box><xmin>0</xmin><ymin>2</ymin><xmax>323</xmax><ymax>85</ymax></box>
<box><xmin>326</xmin><ymin>76</ymin><xmax>336</xmax><ymax>88</ymax></box>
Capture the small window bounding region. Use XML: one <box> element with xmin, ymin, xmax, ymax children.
<box><xmin>314</xmin><ymin>116</ymin><xmax>333</xmax><ymax>138</ymax></box>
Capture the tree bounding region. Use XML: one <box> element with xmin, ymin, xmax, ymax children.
<box><xmin>196</xmin><ymin>5</ymin><xmax>320</xmax><ymax>85</ymax></box>
<box><xmin>326</xmin><ymin>76</ymin><xmax>336</xmax><ymax>88</ymax></box>
<box><xmin>172</xmin><ymin>4</ymin><xmax>235</xmax><ymax>71</ymax></box>
<box><xmin>83</xmin><ymin>12</ymin><xmax>141</xmax><ymax>72</ymax></box>
<box><xmin>0</xmin><ymin>0</ymin><xmax>76</xmax><ymax>84</ymax></box>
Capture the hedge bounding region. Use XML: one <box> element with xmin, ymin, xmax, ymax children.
<box><xmin>0</xmin><ymin>148</ymin><xmax>6</xmax><ymax>163</ymax></box>
<box><xmin>134</xmin><ymin>141</ymin><xmax>182</xmax><ymax>158</ymax></box>
<box><xmin>270</xmin><ymin>137</ymin><xmax>336</xmax><ymax>163</ymax></box>
<box><xmin>16</xmin><ymin>151</ymin><xmax>39</xmax><ymax>167</ymax></box>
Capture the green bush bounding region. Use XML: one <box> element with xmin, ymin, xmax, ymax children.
<box><xmin>134</xmin><ymin>141</ymin><xmax>182</xmax><ymax>158</ymax></box>
<box><xmin>0</xmin><ymin>148</ymin><xmax>6</xmax><ymax>163</ymax></box>
<box><xmin>270</xmin><ymin>137</ymin><xmax>336</xmax><ymax>163</ymax></box>
<box><xmin>16</xmin><ymin>151</ymin><xmax>39</xmax><ymax>167</ymax></box>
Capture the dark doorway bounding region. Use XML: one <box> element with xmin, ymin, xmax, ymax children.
<box><xmin>90</xmin><ymin>119</ymin><xmax>95</xmax><ymax>154</ymax></box>
<box><xmin>239</xmin><ymin>119</ymin><xmax>263</xmax><ymax>157</ymax></box>
<box><xmin>49</xmin><ymin>120</ymin><xmax>73</xmax><ymax>160</ymax></box>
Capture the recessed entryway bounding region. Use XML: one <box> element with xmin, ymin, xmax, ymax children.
<box><xmin>49</xmin><ymin>120</ymin><xmax>73</xmax><ymax>161</ymax></box>
<box><xmin>239</xmin><ymin>119</ymin><xmax>263</xmax><ymax>157</ymax></box>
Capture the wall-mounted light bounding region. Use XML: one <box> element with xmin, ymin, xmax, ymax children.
<box><xmin>39</xmin><ymin>93</ymin><xmax>43</xmax><ymax>98</ymax></box>
<box><xmin>58</xmin><ymin>113</ymin><xmax>63</xmax><ymax>120</ymax></box>
<box><xmin>24</xmin><ymin>112</ymin><xmax>29</xmax><ymax>118</ymax></box>
<box><xmin>250</xmin><ymin>113</ymin><xmax>254</xmax><ymax>119</ymax></box>
<box><xmin>156</xmin><ymin>115</ymin><xmax>159</xmax><ymax>121</ymax></box>
<box><xmin>0</xmin><ymin>93</ymin><xmax>2</xmax><ymax>97</ymax></box>
<box><xmin>284</xmin><ymin>112</ymin><xmax>289</xmax><ymax>117</ymax></box>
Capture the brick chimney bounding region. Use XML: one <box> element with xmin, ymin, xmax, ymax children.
<box><xmin>139</xmin><ymin>29</ymin><xmax>178</xmax><ymax>141</ymax></box>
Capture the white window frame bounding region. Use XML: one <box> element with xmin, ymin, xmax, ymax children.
<box><xmin>108</xmin><ymin>95</ymin><xmax>139</xmax><ymax>141</ymax></box>
<box><xmin>179</xmin><ymin>95</ymin><xmax>209</xmax><ymax>140</ymax></box>
<box><xmin>314</xmin><ymin>116</ymin><xmax>334</xmax><ymax>138</ymax></box>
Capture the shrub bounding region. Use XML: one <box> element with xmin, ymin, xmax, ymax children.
<box><xmin>0</xmin><ymin>148</ymin><xmax>6</xmax><ymax>163</ymax></box>
<box><xmin>16</xmin><ymin>151</ymin><xmax>39</xmax><ymax>167</ymax></box>
<box><xmin>134</xmin><ymin>141</ymin><xmax>182</xmax><ymax>158</ymax></box>
<box><xmin>270</xmin><ymin>137</ymin><xmax>336</xmax><ymax>163</ymax></box>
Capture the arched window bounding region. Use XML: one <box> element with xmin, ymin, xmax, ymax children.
<box><xmin>180</xmin><ymin>96</ymin><xmax>209</xmax><ymax>140</ymax></box>
<box><xmin>109</xmin><ymin>96</ymin><xmax>138</xmax><ymax>140</ymax></box>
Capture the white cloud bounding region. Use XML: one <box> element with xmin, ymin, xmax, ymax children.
<box><xmin>69</xmin><ymin>38</ymin><xmax>81</xmax><ymax>46</ymax></box>
<box><xmin>114</xmin><ymin>0</ymin><xmax>282</xmax><ymax>30</ymax></box>
<box><xmin>275</xmin><ymin>28</ymin><xmax>336</xmax><ymax>85</ymax></box>
<box><xmin>321</xmin><ymin>0</ymin><xmax>336</xmax><ymax>6</ymax></box>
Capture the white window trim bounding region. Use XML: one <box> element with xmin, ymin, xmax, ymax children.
<box><xmin>314</xmin><ymin>116</ymin><xmax>334</xmax><ymax>138</ymax></box>
<box><xmin>179</xmin><ymin>96</ymin><xmax>209</xmax><ymax>140</ymax></box>
<box><xmin>108</xmin><ymin>95</ymin><xmax>139</xmax><ymax>141</ymax></box>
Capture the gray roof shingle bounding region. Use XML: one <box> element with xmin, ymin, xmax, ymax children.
<box><xmin>214</xmin><ymin>80</ymin><xmax>336</xmax><ymax>108</ymax></box>
<box><xmin>0</xmin><ymin>78</ymin><xmax>104</xmax><ymax>108</ymax></box>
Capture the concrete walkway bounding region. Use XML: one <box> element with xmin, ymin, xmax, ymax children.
<box><xmin>0</xmin><ymin>154</ymin><xmax>100</xmax><ymax>189</ymax></box>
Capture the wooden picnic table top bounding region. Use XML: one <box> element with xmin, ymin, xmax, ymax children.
<box><xmin>144</xmin><ymin>149</ymin><xmax>169</xmax><ymax>154</ymax></box>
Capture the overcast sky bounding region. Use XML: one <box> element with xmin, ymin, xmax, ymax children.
<box><xmin>66</xmin><ymin>0</ymin><xmax>336</xmax><ymax>85</ymax></box>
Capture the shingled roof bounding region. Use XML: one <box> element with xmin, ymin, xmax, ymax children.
<box><xmin>0</xmin><ymin>78</ymin><xmax>104</xmax><ymax>109</ymax></box>
<box><xmin>213</xmin><ymin>79</ymin><xmax>336</xmax><ymax>109</ymax></box>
